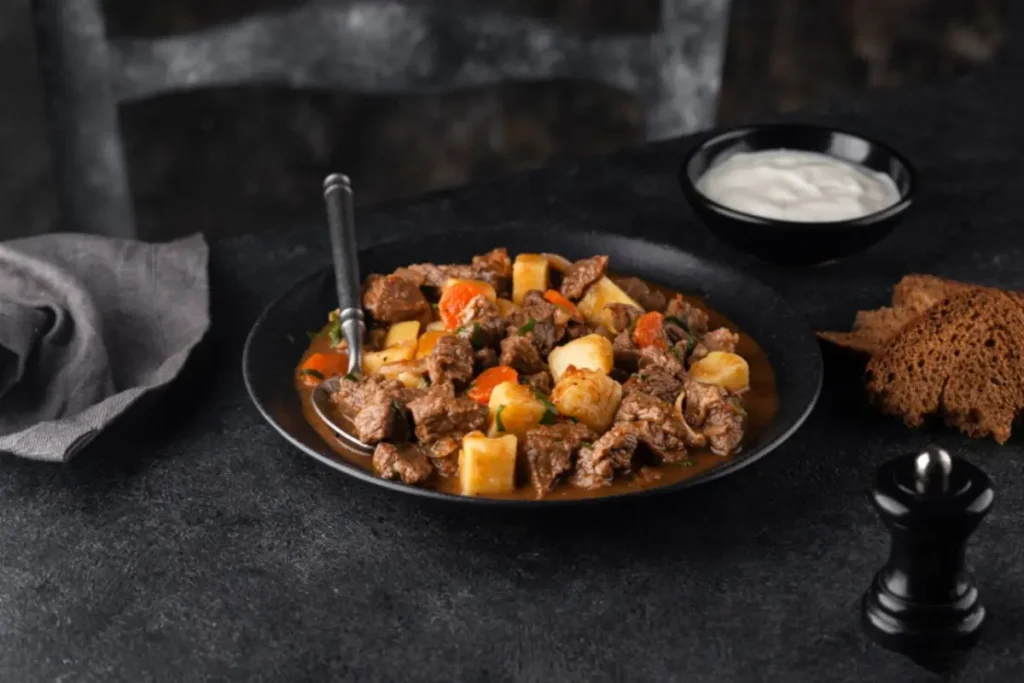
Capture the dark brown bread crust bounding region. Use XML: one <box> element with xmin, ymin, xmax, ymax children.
<box><xmin>825</xmin><ymin>275</ymin><xmax>1024</xmax><ymax>444</ymax></box>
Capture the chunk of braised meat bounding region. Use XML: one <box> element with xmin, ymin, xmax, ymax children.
<box><xmin>474</xmin><ymin>347</ymin><xmax>499</xmax><ymax>373</ymax></box>
<box><xmin>664</xmin><ymin>294</ymin><xmax>709</xmax><ymax>336</ymax></box>
<box><xmin>605</xmin><ymin>303</ymin><xmax>644</xmax><ymax>334</ymax></box>
<box><xmin>679</xmin><ymin>377</ymin><xmax>744</xmax><ymax>454</ymax></box>
<box><xmin>530</xmin><ymin>319</ymin><xmax>564</xmax><ymax>354</ymax></box>
<box><xmin>353</xmin><ymin>401</ymin><xmax>397</xmax><ymax>444</ymax></box>
<box><xmin>457</xmin><ymin>295</ymin><xmax>506</xmax><ymax>348</ymax></box>
<box><xmin>372</xmin><ymin>443</ymin><xmax>433</xmax><ymax>485</ymax></box>
<box><xmin>499</xmin><ymin>333</ymin><xmax>547</xmax><ymax>374</ymax></box>
<box><xmin>612</xmin><ymin>329</ymin><xmax>641</xmax><ymax>372</ymax></box>
<box><xmin>362</xmin><ymin>274</ymin><xmax>430</xmax><ymax>323</ymax></box>
<box><xmin>507</xmin><ymin>291</ymin><xmax>567</xmax><ymax>351</ymax></box>
<box><xmin>459</xmin><ymin>294</ymin><xmax>501</xmax><ymax>326</ymax></box>
<box><xmin>703</xmin><ymin>400</ymin><xmax>746</xmax><ymax>456</ymax></box>
<box><xmin>690</xmin><ymin>327</ymin><xmax>741</xmax><ymax>364</ymax></box>
<box><xmin>560</xmin><ymin>255</ymin><xmax>608</xmax><ymax>300</ymax></box>
<box><xmin>406</xmin><ymin>383</ymin><xmax>487</xmax><ymax>443</ymax></box>
<box><xmin>428</xmin><ymin>437</ymin><xmax>461</xmax><ymax>477</ymax></box>
<box><xmin>521</xmin><ymin>422</ymin><xmax>598</xmax><ymax>497</ymax></box>
<box><xmin>471</xmin><ymin>247</ymin><xmax>513</xmax><ymax>283</ymax></box>
<box><xmin>680</xmin><ymin>376</ymin><xmax>723</xmax><ymax>426</ymax></box>
<box><xmin>615</xmin><ymin>391</ymin><xmax>700</xmax><ymax>460</ymax></box>
<box><xmin>622</xmin><ymin>365</ymin><xmax>682</xmax><ymax>404</ymax></box>
<box><xmin>614</xmin><ymin>276</ymin><xmax>667</xmax><ymax>313</ymax></box>
<box><xmin>426</xmin><ymin>335</ymin><xmax>475</xmax><ymax>387</ymax></box>
<box><xmin>564</xmin><ymin>320</ymin><xmax>598</xmax><ymax>342</ymax></box>
<box><xmin>393</xmin><ymin>263</ymin><xmax>472</xmax><ymax>288</ymax></box>
<box><xmin>573</xmin><ymin>424</ymin><xmax>640</xmax><ymax>489</ymax></box>
<box><xmin>638</xmin><ymin>346</ymin><xmax>685</xmax><ymax>377</ymax></box>
<box><xmin>523</xmin><ymin>371</ymin><xmax>553</xmax><ymax>394</ymax></box>
<box><xmin>331</xmin><ymin>375</ymin><xmax>418</xmax><ymax>444</ymax></box>
<box><xmin>393</xmin><ymin>249</ymin><xmax>510</xmax><ymax>290</ymax></box>
<box><xmin>518</xmin><ymin>289</ymin><xmax>556</xmax><ymax>314</ymax></box>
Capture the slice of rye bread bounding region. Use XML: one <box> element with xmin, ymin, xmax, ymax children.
<box><xmin>938</xmin><ymin>291</ymin><xmax>1024</xmax><ymax>443</ymax></box>
<box><xmin>865</xmin><ymin>287</ymin><xmax>1000</xmax><ymax>427</ymax></box>
<box><xmin>818</xmin><ymin>275</ymin><xmax>979</xmax><ymax>355</ymax></box>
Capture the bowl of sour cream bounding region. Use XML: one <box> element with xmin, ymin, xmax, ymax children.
<box><xmin>680</xmin><ymin>124</ymin><xmax>915</xmax><ymax>266</ymax></box>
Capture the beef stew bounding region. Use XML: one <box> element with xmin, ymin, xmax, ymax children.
<box><xmin>296</xmin><ymin>248</ymin><xmax>778</xmax><ymax>500</ymax></box>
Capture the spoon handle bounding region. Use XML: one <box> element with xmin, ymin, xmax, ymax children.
<box><xmin>323</xmin><ymin>173</ymin><xmax>365</xmax><ymax>375</ymax></box>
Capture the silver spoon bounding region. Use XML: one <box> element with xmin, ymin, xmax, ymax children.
<box><xmin>311</xmin><ymin>173</ymin><xmax>373</xmax><ymax>454</ymax></box>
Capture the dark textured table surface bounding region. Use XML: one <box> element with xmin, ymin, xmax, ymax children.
<box><xmin>4</xmin><ymin>61</ymin><xmax>1024</xmax><ymax>683</ymax></box>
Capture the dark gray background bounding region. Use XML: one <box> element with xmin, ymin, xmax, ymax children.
<box><xmin>0</xmin><ymin>0</ymin><xmax>1011</xmax><ymax>241</ymax></box>
<box><xmin>2</xmin><ymin>53</ymin><xmax>1024</xmax><ymax>680</ymax></box>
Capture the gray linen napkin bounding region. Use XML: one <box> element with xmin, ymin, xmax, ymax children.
<box><xmin>0</xmin><ymin>233</ymin><xmax>209</xmax><ymax>461</ymax></box>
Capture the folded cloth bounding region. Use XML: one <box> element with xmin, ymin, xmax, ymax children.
<box><xmin>0</xmin><ymin>233</ymin><xmax>209</xmax><ymax>461</ymax></box>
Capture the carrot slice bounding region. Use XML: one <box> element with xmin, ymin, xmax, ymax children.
<box><xmin>543</xmin><ymin>289</ymin><xmax>581</xmax><ymax>319</ymax></box>
<box><xmin>439</xmin><ymin>281</ymin><xmax>490</xmax><ymax>330</ymax></box>
<box><xmin>299</xmin><ymin>351</ymin><xmax>348</xmax><ymax>387</ymax></box>
<box><xmin>632</xmin><ymin>311</ymin><xmax>668</xmax><ymax>350</ymax></box>
<box><xmin>467</xmin><ymin>366</ymin><xmax>519</xmax><ymax>405</ymax></box>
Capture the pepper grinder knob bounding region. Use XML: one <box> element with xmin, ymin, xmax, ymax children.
<box><xmin>862</xmin><ymin>445</ymin><xmax>994</xmax><ymax>672</ymax></box>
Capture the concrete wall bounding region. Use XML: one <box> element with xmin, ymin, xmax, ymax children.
<box><xmin>0</xmin><ymin>0</ymin><xmax>56</xmax><ymax>239</ymax></box>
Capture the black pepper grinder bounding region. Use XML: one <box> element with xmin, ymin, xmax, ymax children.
<box><xmin>861</xmin><ymin>446</ymin><xmax>994</xmax><ymax>672</ymax></box>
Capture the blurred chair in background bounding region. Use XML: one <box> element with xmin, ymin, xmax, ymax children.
<box><xmin>32</xmin><ymin>0</ymin><xmax>732</xmax><ymax>239</ymax></box>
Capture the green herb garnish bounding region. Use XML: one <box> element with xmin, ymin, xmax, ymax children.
<box><xmin>343</xmin><ymin>373</ymin><xmax>358</xmax><ymax>382</ymax></box>
<box><xmin>306</xmin><ymin>329</ymin><xmax>320</xmax><ymax>342</ymax></box>
<box><xmin>682</xmin><ymin>460</ymin><xmax>695</xmax><ymax>467</ymax></box>
<box><xmin>495</xmin><ymin>404</ymin><xmax>506</xmax><ymax>432</ymax></box>
<box><xmin>300</xmin><ymin>368</ymin><xmax>325</xmax><ymax>380</ymax></box>
<box><xmin>518</xmin><ymin>318</ymin><xmax>536</xmax><ymax>334</ymax></box>
<box><xmin>326</xmin><ymin>310</ymin><xmax>342</xmax><ymax>346</ymax></box>
<box><xmin>671</xmin><ymin>347</ymin><xmax>683</xmax><ymax>361</ymax></box>
<box><xmin>581</xmin><ymin>441</ymin><xmax>593</xmax><ymax>449</ymax></box>
<box><xmin>665</xmin><ymin>316</ymin><xmax>697</xmax><ymax>355</ymax></box>
<box><xmin>532</xmin><ymin>388</ymin><xmax>559</xmax><ymax>425</ymax></box>
<box><xmin>665</xmin><ymin>315</ymin><xmax>690</xmax><ymax>331</ymax></box>
<box><xmin>431</xmin><ymin>302</ymin><xmax>439</xmax><ymax>311</ymax></box>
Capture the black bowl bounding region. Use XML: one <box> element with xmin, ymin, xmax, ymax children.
<box><xmin>242</xmin><ymin>227</ymin><xmax>823</xmax><ymax>507</ymax></box>
<box><xmin>680</xmin><ymin>124</ymin><xmax>916</xmax><ymax>267</ymax></box>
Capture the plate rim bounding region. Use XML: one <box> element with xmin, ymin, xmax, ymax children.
<box><xmin>242</xmin><ymin>229</ymin><xmax>823</xmax><ymax>507</ymax></box>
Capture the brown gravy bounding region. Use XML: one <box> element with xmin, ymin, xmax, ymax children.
<box><xmin>295</xmin><ymin>284</ymin><xmax>778</xmax><ymax>500</ymax></box>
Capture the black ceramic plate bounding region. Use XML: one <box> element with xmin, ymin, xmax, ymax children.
<box><xmin>243</xmin><ymin>228</ymin><xmax>822</xmax><ymax>506</ymax></box>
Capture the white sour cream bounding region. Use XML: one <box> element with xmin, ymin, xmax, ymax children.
<box><xmin>696</xmin><ymin>149</ymin><xmax>901</xmax><ymax>222</ymax></box>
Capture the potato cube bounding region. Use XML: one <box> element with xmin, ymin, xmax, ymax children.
<box><xmin>495</xmin><ymin>297</ymin><xmax>519</xmax><ymax>318</ymax></box>
<box><xmin>415</xmin><ymin>330</ymin><xmax>447</xmax><ymax>359</ymax></box>
<box><xmin>443</xmin><ymin>278</ymin><xmax>497</xmax><ymax>301</ymax></box>
<box><xmin>487</xmin><ymin>381</ymin><xmax>547</xmax><ymax>438</ymax></box>
<box><xmin>459</xmin><ymin>431</ymin><xmax>518</xmax><ymax>496</ymax></box>
<box><xmin>362</xmin><ymin>343</ymin><xmax>416</xmax><ymax>375</ymax></box>
<box><xmin>689</xmin><ymin>351</ymin><xmax>750</xmax><ymax>392</ymax></box>
<box><xmin>551</xmin><ymin>368</ymin><xmax>622</xmax><ymax>432</ymax></box>
<box><xmin>512</xmin><ymin>253</ymin><xmax>550</xmax><ymax>304</ymax></box>
<box><xmin>425</xmin><ymin>321</ymin><xmax>447</xmax><ymax>332</ymax></box>
<box><xmin>576</xmin><ymin>277</ymin><xmax>643</xmax><ymax>329</ymax></box>
<box><xmin>376</xmin><ymin>361</ymin><xmax>429</xmax><ymax>389</ymax></box>
<box><xmin>548</xmin><ymin>334</ymin><xmax>614</xmax><ymax>381</ymax></box>
<box><xmin>384</xmin><ymin>320</ymin><xmax>421</xmax><ymax>348</ymax></box>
